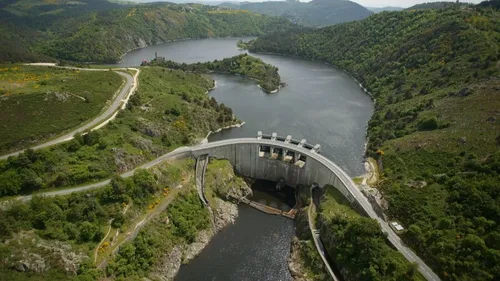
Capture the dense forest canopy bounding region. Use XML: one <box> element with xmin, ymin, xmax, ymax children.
<box><xmin>219</xmin><ymin>0</ymin><xmax>373</xmax><ymax>26</ymax></box>
<box><xmin>0</xmin><ymin>0</ymin><xmax>294</xmax><ymax>63</ymax></box>
<box><xmin>248</xmin><ymin>4</ymin><xmax>500</xmax><ymax>281</ymax></box>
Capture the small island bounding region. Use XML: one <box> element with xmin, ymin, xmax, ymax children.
<box><xmin>236</xmin><ymin>39</ymin><xmax>253</xmax><ymax>50</ymax></box>
<box><xmin>142</xmin><ymin>54</ymin><xmax>283</xmax><ymax>93</ymax></box>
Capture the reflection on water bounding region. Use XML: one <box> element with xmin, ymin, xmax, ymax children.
<box><xmin>118</xmin><ymin>38</ymin><xmax>373</xmax><ymax>281</ymax></box>
<box><xmin>250</xmin><ymin>179</ymin><xmax>296</xmax><ymax>212</ymax></box>
<box><xmin>174</xmin><ymin>204</ymin><xmax>294</xmax><ymax>281</ymax></box>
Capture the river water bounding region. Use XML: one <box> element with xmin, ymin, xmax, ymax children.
<box><xmin>118</xmin><ymin>38</ymin><xmax>373</xmax><ymax>280</ymax></box>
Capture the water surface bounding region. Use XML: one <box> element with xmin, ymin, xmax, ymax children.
<box><xmin>118</xmin><ymin>38</ymin><xmax>374</xmax><ymax>281</ymax></box>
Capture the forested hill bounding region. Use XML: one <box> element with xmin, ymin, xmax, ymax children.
<box><xmin>218</xmin><ymin>0</ymin><xmax>373</xmax><ymax>26</ymax></box>
<box><xmin>0</xmin><ymin>1</ymin><xmax>293</xmax><ymax>63</ymax></box>
<box><xmin>248</xmin><ymin>5</ymin><xmax>500</xmax><ymax>281</ymax></box>
<box><xmin>406</xmin><ymin>1</ymin><xmax>471</xmax><ymax>10</ymax></box>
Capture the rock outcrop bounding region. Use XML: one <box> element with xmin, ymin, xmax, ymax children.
<box><xmin>288</xmin><ymin>238</ymin><xmax>314</xmax><ymax>281</ymax></box>
<box><xmin>148</xmin><ymin>159</ymin><xmax>251</xmax><ymax>280</ymax></box>
<box><xmin>212</xmin><ymin>197</ymin><xmax>239</xmax><ymax>232</ymax></box>
<box><xmin>4</xmin><ymin>231</ymin><xmax>88</xmax><ymax>275</ymax></box>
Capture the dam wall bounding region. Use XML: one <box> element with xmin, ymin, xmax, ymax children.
<box><xmin>191</xmin><ymin>137</ymin><xmax>365</xmax><ymax>214</ymax></box>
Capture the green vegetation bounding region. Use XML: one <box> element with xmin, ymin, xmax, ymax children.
<box><xmin>0</xmin><ymin>65</ymin><xmax>123</xmax><ymax>154</ymax></box>
<box><xmin>1</xmin><ymin>0</ymin><xmax>293</xmax><ymax>63</ymax></box>
<box><xmin>318</xmin><ymin>187</ymin><xmax>424</xmax><ymax>281</ymax></box>
<box><xmin>203</xmin><ymin>159</ymin><xmax>249</xmax><ymax>207</ymax></box>
<box><xmin>144</xmin><ymin>54</ymin><xmax>282</xmax><ymax>93</ymax></box>
<box><xmin>0</xmin><ymin>158</ymin><xmax>196</xmax><ymax>281</ymax></box>
<box><xmin>249</xmin><ymin>5</ymin><xmax>500</xmax><ymax>281</ymax></box>
<box><xmin>406</xmin><ymin>2</ymin><xmax>471</xmax><ymax>10</ymax></box>
<box><xmin>219</xmin><ymin>0</ymin><xmax>373</xmax><ymax>27</ymax></box>
<box><xmin>107</xmin><ymin>189</ymin><xmax>209</xmax><ymax>278</ymax></box>
<box><xmin>0</xmin><ymin>67</ymin><xmax>238</xmax><ymax>197</ymax></box>
<box><xmin>236</xmin><ymin>39</ymin><xmax>251</xmax><ymax>50</ymax></box>
<box><xmin>291</xmin><ymin>237</ymin><xmax>329</xmax><ymax>281</ymax></box>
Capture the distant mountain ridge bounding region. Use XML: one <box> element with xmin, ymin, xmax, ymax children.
<box><xmin>406</xmin><ymin>1</ymin><xmax>472</xmax><ymax>10</ymax></box>
<box><xmin>246</xmin><ymin>4</ymin><xmax>500</xmax><ymax>281</ymax></box>
<box><xmin>368</xmin><ymin>6</ymin><xmax>404</xmax><ymax>13</ymax></box>
<box><xmin>219</xmin><ymin>0</ymin><xmax>373</xmax><ymax>26</ymax></box>
<box><xmin>0</xmin><ymin>0</ymin><xmax>294</xmax><ymax>63</ymax></box>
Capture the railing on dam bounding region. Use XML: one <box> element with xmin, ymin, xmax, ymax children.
<box><xmin>190</xmin><ymin>132</ymin><xmax>441</xmax><ymax>281</ymax></box>
<box><xmin>25</xmin><ymin>132</ymin><xmax>439</xmax><ymax>281</ymax></box>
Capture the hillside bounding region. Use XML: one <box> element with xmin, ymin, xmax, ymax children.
<box><xmin>248</xmin><ymin>5</ymin><xmax>500</xmax><ymax>281</ymax></box>
<box><xmin>0</xmin><ymin>67</ymin><xmax>239</xmax><ymax>197</ymax></box>
<box><xmin>219</xmin><ymin>0</ymin><xmax>373</xmax><ymax>27</ymax></box>
<box><xmin>406</xmin><ymin>1</ymin><xmax>471</xmax><ymax>10</ymax></box>
<box><xmin>368</xmin><ymin>6</ymin><xmax>404</xmax><ymax>13</ymax></box>
<box><xmin>0</xmin><ymin>1</ymin><xmax>293</xmax><ymax>63</ymax></box>
<box><xmin>0</xmin><ymin>65</ymin><xmax>123</xmax><ymax>154</ymax></box>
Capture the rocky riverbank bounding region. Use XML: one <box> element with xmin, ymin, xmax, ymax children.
<box><xmin>148</xmin><ymin>159</ymin><xmax>251</xmax><ymax>281</ymax></box>
<box><xmin>287</xmin><ymin>188</ymin><xmax>330</xmax><ymax>281</ymax></box>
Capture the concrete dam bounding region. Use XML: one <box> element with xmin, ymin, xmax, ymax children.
<box><xmin>193</xmin><ymin>132</ymin><xmax>361</xmax><ymax>208</ymax></box>
<box><xmin>18</xmin><ymin>132</ymin><xmax>439</xmax><ymax>281</ymax></box>
<box><xmin>189</xmin><ymin>132</ymin><xmax>440</xmax><ymax>281</ymax></box>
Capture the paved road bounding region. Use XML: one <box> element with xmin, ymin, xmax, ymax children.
<box><xmin>192</xmin><ymin>138</ymin><xmax>442</xmax><ymax>281</ymax></box>
<box><xmin>195</xmin><ymin>154</ymin><xmax>209</xmax><ymax>205</ymax></box>
<box><xmin>0</xmin><ymin>66</ymin><xmax>139</xmax><ymax>160</ymax></box>
<box><xmin>14</xmin><ymin>138</ymin><xmax>441</xmax><ymax>281</ymax></box>
<box><xmin>308</xmin><ymin>188</ymin><xmax>340</xmax><ymax>281</ymax></box>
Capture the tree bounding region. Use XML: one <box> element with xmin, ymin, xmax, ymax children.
<box><xmin>132</xmin><ymin>169</ymin><xmax>157</xmax><ymax>196</ymax></box>
<box><xmin>78</xmin><ymin>221</ymin><xmax>100</xmax><ymax>242</ymax></box>
<box><xmin>417</xmin><ymin>117</ymin><xmax>438</xmax><ymax>131</ymax></box>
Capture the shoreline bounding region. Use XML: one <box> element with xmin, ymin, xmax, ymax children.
<box><xmin>199</xmin><ymin>121</ymin><xmax>246</xmax><ymax>145</ymax></box>
<box><xmin>248</xmin><ymin>50</ymin><xmax>375</xmax><ymax>174</ymax></box>
<box><xmin>116</xmin><ymin>36</ymin><xmax>257</xmax><ymax>64</ymax></box>
<box><xmin>248</xmin><ymin>50</ymin><xmax>375</xmax><ymax>102</ymax></box>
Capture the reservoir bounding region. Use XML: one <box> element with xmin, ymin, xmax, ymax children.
<box><xmin>118</xmin><ymin>38</ymin><xmax>373</xmax><ymax>280</ymax></box>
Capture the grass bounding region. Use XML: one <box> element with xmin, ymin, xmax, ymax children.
<box><xmin>0</xmin><ymin>66</ymin><xmax>239</xmax><ymax>197</ymax></box>
<box><xmin>145</xmin><ymin>54</ymin><xmax>282</xmax><ymax>93</ymax></box>
<box><xmin>204</xmin><ymin>159</ymin><xmax>247</xmax><ymax>208</ymax></box>
<box><xmin>0</xmin><ymin>64</ymin><xmax>123</xmax><ymax>154</ymax></box>
<box><xmin>385</xmin><ymin>78</ymin><xmax>500</xmax><ymax>156</ymax></box>
<box><xmin>95</xmin><ymin>159</ymin><xmax>194</xmax><ymax>265</ymax></box>
<box><xmin>319</xmin><ymin>186</ymin><xmax>359</xmax><ymax>221</ymax></box>
<box><xmin>0</xmin><ymin>158</ymin><xmax>204</xmax><ymax>281</ymax></box>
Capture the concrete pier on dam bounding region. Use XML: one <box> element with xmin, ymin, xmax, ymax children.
<box><xmin>192</xmin><ymin>132</ymin><xmax>364</xmax><ymax>212</ymax></box>
<box><xmin>189</xmin><ymin>132</ymin><xmax>441</xmax><ymax>281</ymax></box>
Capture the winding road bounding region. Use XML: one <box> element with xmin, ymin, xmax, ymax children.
<box><xmin>12</xmin><ymin>137</ymin><xmax>440</xmax><ymax>281</ymax></box>
<box><xmin>0</xmin><ymin>63</ymin><xmax>437</xmax><ymax>280</ymax></box>
<box><xmin>0</xmin><ymin>65</ymin><xmax>140</xmax><ymax>160</ymax></box>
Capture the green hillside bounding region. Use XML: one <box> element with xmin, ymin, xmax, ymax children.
<box><xmin>0</xmin><ymin>65</ymin><xmax>123</xmax><ymax>154</ymax></box>
<box><xmin>0</xmin><ymin>0</ymin><xmax>293</xmax><ymax>63</ymax></box>
<box><xmin>0</xmin><ymin>67</ymin><xmax>238</xmax><ymax>197</ymax></box>
<box><xmin>406</xmin><ymin>1</ymin><xmax>471</xmax><ymax>10</ymax></box>
<box><xmin>248</xmin><ymin>6</ymin><xmax>500</xmax><ymax>281</ymax></box>
<box><xmin>219</xmin><ymin>0</ymin><xmax>373</xmax><ymax>27</ymax></box>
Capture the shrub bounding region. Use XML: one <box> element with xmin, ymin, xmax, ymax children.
<box><xmin>417</xmin><ymin>117</ymin><xmax>438</xmax><ymax>131</ymax></box>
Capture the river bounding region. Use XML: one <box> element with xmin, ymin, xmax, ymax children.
<box><xmin>118</xmin><ymin>38</ymin><xmax>373</xmax><ymax>280</ymax></box>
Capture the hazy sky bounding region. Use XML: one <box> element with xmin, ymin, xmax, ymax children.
<box><xmin>136</xmin><ymin>0</ymin><xmax>486</xmax><ymax>9</ymax></box>
<box><xmin>234</xmin><ymin>0</ymin><xmax>485</xmax><ymax>8</ymax></box>
<box><xmin>349</xmin><ymin>0</ymin><xmax>483</xmax><ymax>8</ymax></box>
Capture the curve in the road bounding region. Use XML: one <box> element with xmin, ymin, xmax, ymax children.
<box><xmin>14</xmin><ymin>137</ymin><xmax>441</xmax><ymax>281</ymax></box>
<box><xmin>0</xmin><ymin>66</ymin><xmax>140</xmax><ymax>160</ymax></box>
